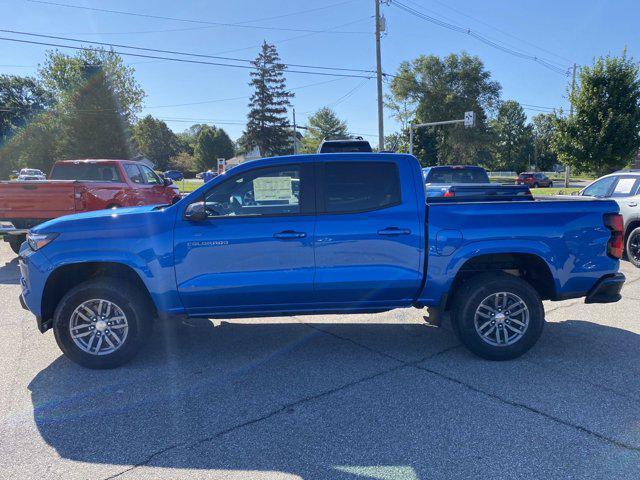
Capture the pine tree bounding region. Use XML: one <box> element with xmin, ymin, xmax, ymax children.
<box><xmin>301</xmin><ymin>107</ymin><xmax>348</xmax><ymax>153</ymax></box>
<box><xmin>241</xmin><ymin>42</ymin><xmax>293</xmax><ymax>156</ymax></box>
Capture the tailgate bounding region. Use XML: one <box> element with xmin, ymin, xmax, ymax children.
<box><xmin>0</xmin><ymin>181</ymin><xmax>80</xmax><ymax>219</ymax></box>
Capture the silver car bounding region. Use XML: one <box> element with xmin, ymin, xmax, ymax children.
<box><xmin>580</xmin><ymin>170</ymin><xmax>640</xmax><ymax>267</ymax></box>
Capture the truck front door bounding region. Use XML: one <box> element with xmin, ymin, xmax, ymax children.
<box><xmin>174</xmin><ymin>162</ymin><xmax>316</xmax><ymax>315</ymax></box>
<box><xmin>313</xmin><ymin>158</ymin><xmax>423</xmax><ymax>307</ymax></box>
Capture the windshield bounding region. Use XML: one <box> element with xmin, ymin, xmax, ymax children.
<box><xmin>50</xmin><ymin>163</ymin><xmax>122</xmax><ymax>182</ymax></box>
<box><xmin>425</xmin><ymin>167</ymin><xmax>490</xmax><ymax>184</ymax></box>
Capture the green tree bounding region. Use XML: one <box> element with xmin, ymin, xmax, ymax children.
<box><xmin>38</xmin><ymin>48</ymin><xmax>144</xmax><ymax>159</ymax></box>
<box><xmin>132</xmin><ymin>115</ymin><xmax>179</xmax><ymax>170</ymax></box>
<box><xmin>241</xmin><ymin>42</ymin><xmax>293</xmax><ymax>156</ymax></box>
<box><xmin>531</xmin><ymin>113</ymin><xmax>559</xmax><ymax>171</ymax></box>
<box><xmin>490</xmin><ymin>100</ymin><xmax>533</xmax><ymax>172</ymax></box>
<box><xmin>301</xmin><ymin>107</ymin><xmax>348</xmax><ymax>153</ymax></box>
<box><xmin>553</xmin><ymin>53</ymin><xmax>640</xmax><ymax>176</ymax></box>
<box><xmin>389</xmin><ymin>52</ymin><xmax>500</xmax><ymax>165</ymax></box>
<box><xmin>0</xmin><ymin>75</ymin><xmax>53</xmax><ymax>178</ymax></box>
<box><xmin>194</xmin><ymin>125</ymin><xmax>235</xmax><ymax>170</ymax></box>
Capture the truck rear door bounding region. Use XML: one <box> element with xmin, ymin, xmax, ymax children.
<box><xmin>313</xmin><ymin>156</ymin><xmax>423</xmax><ymax>306</ymax></box>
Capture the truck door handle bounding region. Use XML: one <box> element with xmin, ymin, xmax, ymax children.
<box><xmin>378</xmin><ymin>227</ymin><xmax>411</xmax><ymax>236</ymax></box>
<box><xmin>274</xmin><ymin>230</ymin><xmax>306</xmax><ymax>239</ymax></box>
<box><xmin>628</xmin><ymin>202</ymin><xmax>637</xmax><ymax>207</ymax></box>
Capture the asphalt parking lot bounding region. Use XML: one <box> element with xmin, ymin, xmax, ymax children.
<box><xmin>1</xmin><ymin>242</ymin><xmax>640</xmax><ymax>479</ymax></box>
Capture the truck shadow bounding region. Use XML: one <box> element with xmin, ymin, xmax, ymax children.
<box><xmin>25</xmin><ymin>318</ymin><xmax>640</xmax><ymax>478</ymax></box>
<box><xmin>0</xmin><ymin>255</ymin><xmax>20</xmax><ymax>285</ymax></box>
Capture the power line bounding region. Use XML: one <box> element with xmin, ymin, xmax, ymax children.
<box><xmin>422</xmin><ymin>0</ymin><xmax>573</xmax><ymax>64</ymax></box>
<box><xmin>390</xmin><ymin>0</ymin><xmax>570</xmax><ymax>76</ymax></box>
<box><xmin>146</xmin><ymin>77</ymin><xmax>353</xmax><ymax>109</ymax></box>
<box><xmin>0</xmin><ymin>36</ymin><xmax>374</xmax><ymax>78</ymax></box>
<box><xmin>27</xmin><ymin>0</ymin><xmax>373</xmax><ymax>35</ymax></box>
<box><xmin>0</xmin><ymin>29</ymin><xmax>377</xmax><ymax>75</ymax></box>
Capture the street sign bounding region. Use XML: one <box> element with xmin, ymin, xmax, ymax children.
<box><xmin>464</xmin><ymin>111</ymin><xmax>476</xmax><ymax>128</ymax></box>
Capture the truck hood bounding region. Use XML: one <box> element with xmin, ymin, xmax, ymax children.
<box><xmin>32</xmin><ymin>205</ymin><xmax>161</xmax><ymax>233</ymax></box>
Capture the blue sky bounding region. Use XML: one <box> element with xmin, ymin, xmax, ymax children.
<box><xmin>3</xmin><ymin>0</ymin><xmax>639</xmax><ymax>147</ymax></box>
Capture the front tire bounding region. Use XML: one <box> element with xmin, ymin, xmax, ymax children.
<box><xmin>451</xmin><ymin>272</ymin><xmax>544</xmax><ymax>360</ymax></box>
<box><xmin>53</xmin><ymin>278</ymin><xmax>153</xmax><ymax>369</ymax></box>
<box><xmin>548</xmin><ymin>181</ymin><xmax>553</xmax><ymax>188</ymax></box>
<box><xmin>533</xmin><ymin>182</ymin><xmax>539</xmax><ymax>188</ymax></box>
<box><xmin>626</xmin><ymin>227</ymin><xmax>640</xmax><ymax>268</ymax></box>
<box><xmin>7</xmin><ymin>235</ymin><xmax>24</xmax><ymax>255</ymax></box>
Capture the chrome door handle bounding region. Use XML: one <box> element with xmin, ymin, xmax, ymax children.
<box><xmin>274</xmin><ymin>230</ymin><xmax>306</xmax><ymax>239</ymax></box>
<box><xmin>378</xmin><ymin>227</ymin><xmax>411</xmax><ymax>236</ymax></box>
<box><xmin>628</xmin><ymin>203</ymin><xmax>637</xmax><ymax>207</ymax></box>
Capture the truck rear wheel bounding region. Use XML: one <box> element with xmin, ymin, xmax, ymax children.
<box><xmin>53</xmin><ymin>278</ymin><xmax>153</xmax><ymax>369</ymax></box>
<box><xmin>451</xmin><ymin>272</ymin><xmax>544</xmax><ymax>360</ymax></box>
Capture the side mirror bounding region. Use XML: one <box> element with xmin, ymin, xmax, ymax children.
<box><xmin>163</xmin><ymin>177</ymin><xmax>173</xmax><ymax>186</ymax></box>
<box><xmin>184</xmin><ymin>201</ymin><xmax>207</xmax><ymax>222</ymax></box>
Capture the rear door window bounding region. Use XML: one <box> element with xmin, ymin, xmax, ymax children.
<box><xmin>321</xmin><ymin>162</ymin><xmax>401</xmax><ymax>213</ymax></box>
<box><xmin>610</xmin><ymin>176</ymin><xmax>640</xmax><ymax>198</ymax></box>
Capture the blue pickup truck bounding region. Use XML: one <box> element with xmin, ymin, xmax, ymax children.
<box><xmin>18</xmin><ymin>153</ymin><xmax>625</xmax><ymax>368</ymax></box>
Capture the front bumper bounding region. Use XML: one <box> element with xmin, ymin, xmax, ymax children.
<box><xmin>585</xmin><ymin>273</ymin><xmax>625</xmax><ymax>304</ymax></box>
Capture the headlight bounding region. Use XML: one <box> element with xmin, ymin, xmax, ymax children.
<box><xmin>27</xmin><ymin>232</ymin><xmax>58</xmax><ymax>251</ymax></box>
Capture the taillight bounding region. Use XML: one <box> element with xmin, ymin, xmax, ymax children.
<box><xmin>604</xmin><ymin>213</ymin><xmax>623</xmax><ymax>259</ymax></box>
<box><xmin>443</xmin><ymin>191</ymin><xmax>455</xmax><ymax>198</ymax></box>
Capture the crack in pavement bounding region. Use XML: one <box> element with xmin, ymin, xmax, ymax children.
<box><xmin>103</xmin><ymin>315</ymin><xmax>640</xmax><ymax>478</ymax></box>
<box><xmin>102</xmin><ymin>331</ymin><xmax>458</xmax><ymax>480</ymax></box>
<box><xmin>301</xmin><ymin>321</ymin><xmax>640</xmax><ymax>454</ymax></box>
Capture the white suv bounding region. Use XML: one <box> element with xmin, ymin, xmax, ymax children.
<box><xmin>580</xmin><ymin>170</ymin><xmax>640</xmax><ymax>267</ymax></box>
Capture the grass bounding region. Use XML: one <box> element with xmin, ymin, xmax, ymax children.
<box><xmin>531</xmin><ymin>187</ymin><xmax>580</xmax><ymax>196</ymax></box>
<box><xmin>176</xmin><ymin>178</ymin><xmax>204</xmax><ymax>193</ymax></box>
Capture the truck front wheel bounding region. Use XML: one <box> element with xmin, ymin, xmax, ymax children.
<box><xmin>53</xmin><ymin>278</ymin><xmax>153</xmax><ymax>369</ymax></box>
<box><xmin>452</xmin><ymin>272</ymin><xmax>544</xmax><ymax>360</ymax></box>
<box><xmin>7</xmin><ymin>235</ymin><xmax>25</xmax><ymax>255</ymax></box>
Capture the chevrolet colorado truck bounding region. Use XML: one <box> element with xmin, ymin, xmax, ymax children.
<box><xmin>1</xmin><ymin>159</ymin><xmax>180</xmax><ymax>254</ymax></box>
<box><xmin>18</xmin><ymin>153</ymin><xmax>625</xmax><ymax>368</ymax></box>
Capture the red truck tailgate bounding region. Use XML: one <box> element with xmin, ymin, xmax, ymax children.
<box><xmin>0</xmin><ymin>181</ymin><xmax>81</xmax><ymax>220</ymax></box>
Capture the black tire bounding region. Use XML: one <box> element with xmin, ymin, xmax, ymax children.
<box><xmin>53</xmin><ymin>278</ymin><xmax>153</xmax><ymax>369</ymax></box>
<box><xmin>7</xmin><ymin>235</ymin><xmax>24</xmax><ymax>255</ymax></box>
<box><xmin>548</xmin><ymin>181</ymin><xmax>553</xmax><ymax>188</ymax></box>
<box><xmin>626</xmin><ymin>227</ymin><xmax>640</xmax><ymax>268</ymax></box>
<box><xmin>451</xmin><ymin>272</ymin><xmax>544</xmax><ymax>360</ymax></box>
<box><xmin>533</xmin><ymin>182</ymin><xmax>539</xmax><ymax>188</ymax></box>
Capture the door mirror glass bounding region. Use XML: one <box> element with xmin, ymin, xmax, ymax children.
<box><xmin>185</xmin><ymin>201</ymin><xmax>207</xmax><ymax>222</ymax></box>
<box><xmin>163</xmin><ymin>177</ymin><xmax>173</xmax><ymax>186</ymax></box>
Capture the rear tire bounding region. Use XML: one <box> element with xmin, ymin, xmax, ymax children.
<box><xmin>548</xmin><ymin>181</ymin><xmax>553</xmax><ymax>188</ymax></box>
<box><xmin>451</xmin><ymin>272</ymin><xmax>544</xmax><ymax>360</ymax></box>
<box><xmin>533</xmin><ymin>182</ymin><xmax>539</xmax><ymax>188</ymax></box>
<box><xmin>626</xmin><ymin>227</ymin><xmax>640</xmax><ymax>268</ymax></box>
<box><xmin>53</xmin><ymin>278</ymin><xmax>153</xmax><ymax>369</ymax></box>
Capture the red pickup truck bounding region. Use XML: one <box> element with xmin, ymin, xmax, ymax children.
<box><xmin>0</xmin><ymin>159</ymin><xmax>180</xmax><ymax>253</ymax></box>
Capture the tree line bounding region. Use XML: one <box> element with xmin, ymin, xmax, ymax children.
<box><xmin>386</xmin><ymin>51</ymin><xmax>640</xmax><ymax>176</ymax></box>
<box><xmin>1</xmin><ymin>43</ymin><xmax>639</xmax><ymax>179</ymax></box>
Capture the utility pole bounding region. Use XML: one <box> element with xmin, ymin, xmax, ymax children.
<box><xmin>375</xmin><ymin>0</ymin><xmax>384</xmax><ymax>151</ymax></box>
<box><xmin>564</xmin><ymin>63</ymin><xmax>577</xmax><ymax>188</ymax></box>
<box><xmin>292</xmin><ymin>107</ymin><xmax>298</xmax><ymax>154</ymax></box>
